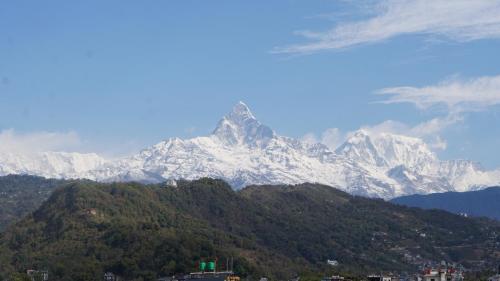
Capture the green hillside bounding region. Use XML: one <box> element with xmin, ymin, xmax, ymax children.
<box><xmin>0</xmin><ymin>175</ymin><xmax>66</xmax><ymax>231</ymax></box>
<box><xmin>0</xmin><ymin>178</ymin><xmax>499</xmax><ymax>281</ymax></box>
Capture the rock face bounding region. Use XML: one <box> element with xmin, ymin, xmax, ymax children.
<box><xmin>1</xmin><ymin>102</ymin><xmax>499</xmax><ymax>198</ymax></box>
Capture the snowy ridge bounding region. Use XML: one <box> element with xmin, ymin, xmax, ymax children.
<box><xmin>0</xmin><ymin>151</ymin><xmax>106</xmax><ymax>179</ymax></box>
<box><xmin>1</xmin><ymin>102</ymin><xmax>499</xmax><ymax>198</ymax></box>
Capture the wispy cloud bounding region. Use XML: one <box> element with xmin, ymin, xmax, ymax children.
<box><xmin>360</xmin><ymin>114</ymin><xmax>462</xmax><ymax>138</ymax></box>
<box><xmin>302</xmin><ymin>87</ymin><xmax>470</xmax><ymax>150</ymax></box>
<box><xmin>0</xmin><ymin>129</ymin><xmax>83</xmax><ymax>154</ymax></box>
<box><xmin>367</xmin><ymin>74</ymin><xmax>500</xmax><ymax>150</ymax></box>
<box><xmin>303</xmin><ymin>73</ymin><xmax>500</xmax><ymax>152</ymax></box>
<box><xmin>377</xmin><ymin>75</ymin><xmax>500</xmax><ymax>113</ymax></box>
<box><xmin>275</xmin><ymin>0</ymin><xmax>500</xmax><ymax>53</ymax></box>
<box><xmin>357</xmin><ymin>115</ymin><xmax>463</xmax><ymax>150</ymax></box>
<box><xmin>363</xmin><ymin>74</ymin><xmax>500</xmax><ymax>150</ymax></box>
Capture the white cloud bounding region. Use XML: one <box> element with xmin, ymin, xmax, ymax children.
<box><xmin>360</xmin><ymin>114</ymin><xmax>462</xmax><ymax>138</ymax></box>
<box><xmin>357</xmin><ymin>116</ymin><xmax>461</xmax><ymax>151</ymax></box>
<box><xmin>377</xmin><ymin>75</ymin><xmax>500</xmax><ymax>113</ymax></box>
<box><xmin>301</xmin><ymin>132</ymin><xmax>319</xmax><ymax>145</ymax></box>
<box><xmin>430</xmin><ymin>136</ymin><xmax>447</xmax><ymax>150</ymax></box>
<box><xmin>301</xmin><ymin>128</ymin><xmax>344</xmax><ymax>150</ymax></box>
<box><xmin>0</xmin><ymin>129</ymin><xmax>83</xmax><ymax>154</ymax></box>
<box><xmin>369</xmin><ymin>74</ymin><xmax>500</xmax><ymax>151</ymax></box>
<box><xmin>275</xmin><ymin>0</ymin><xmax>500</xmax><ymax>53</ymax></box>
<box><xmin>305</xmin><ymin>120</ymin><xmax>453</xmax><ymax>151</ymax></box>
<box><xmin>320</xmin><ymin>128</ymin><xmax>343</xmax><ymax>149</ymax></box>
<box><xmin>408</xmin><ymin>114</ymin><xmax>463</xmax><ymax>136</ymax></box>
<box><xmin>301</xmin><ymin>74</ymin><xmax>499</xmax><ymax>152</ymax></box>
<box><xmin>305</xmin><ymin>113</ymin><xmax>461</xmax><ymax>152</ymax></box>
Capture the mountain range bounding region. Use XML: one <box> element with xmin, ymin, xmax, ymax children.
<box><xmin>1</xmin><ymin>102</ymin><xmax>499</xmax><ymax>198</ymax></box>
<box><xmin>392</xmin><ymin>186</ymin><xmax>500</xmax><ymax>220</ymax></box>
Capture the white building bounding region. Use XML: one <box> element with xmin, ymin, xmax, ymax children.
<box><xmin>326</xmin><ymin>259</ymin><xmax>339</xmax><ymax>266</ymax></box>
<box><xmin>367</xmin><ymin>275</ymin><xmax>392</xmax><ymax>281</ymax></box>
<box><xmin>488</xmin><ymin>265</ymin><xmax>500</xmax><ymax>281</ymax></box>
<box><xmin>488</xmin><ymin>274</ymin><xmax>500</xmax><ymax>281</ymax></box>
<box><xmin>27</xmin><ymin>270</ymin><xmax>49</xmax><ymax>281</ymax></box>
<box><xmin>321</xmin><ymin>275</ymin><xmax>347</xmax><ymax>281</ymax></box>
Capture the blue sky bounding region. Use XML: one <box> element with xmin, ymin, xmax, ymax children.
<box><xmin>1</xmin><ymin>1</ymin><xmax>500</xmax><ymax>168</ymax></box>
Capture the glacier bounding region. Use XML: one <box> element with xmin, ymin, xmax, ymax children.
<box><xmin>1</xmin><ymin>101</ymin><xmax>499</xmax><ymax>199</ymax></box>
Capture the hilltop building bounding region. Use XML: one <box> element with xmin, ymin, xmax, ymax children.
<box><xmin>26</xmin><ymin>270</ymin><xmax>48</xmax><ymax>281</ymax></box>
<box><xmin>165</xmin><ymin>179</ymin><xmax>177</xmax><ymax>187</ymax></box>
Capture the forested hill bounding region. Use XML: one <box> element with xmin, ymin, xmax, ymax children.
<box><xmin>0</xmin><ymin>175</ymin><xmax>67</xmax><ymax>231</ymax></box>
<box><xmin>0</xmin><ymin>179</ymin><xmax>499</xmax><ymax>281</ymax></box>
<box><xmin>391</xmin><ymin>187</ymin><xmax>500</xmax><ymax>220</ymax></box>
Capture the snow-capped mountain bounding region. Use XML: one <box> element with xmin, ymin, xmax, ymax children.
<box><xmin>0</xmin><ymin>151</ymin><xmax>106</xmax><ymax>179</ymax></box>
<box><xmin>1</xmin><ymin>102</ymin><xmax>499</xmax><ymax>199</ymax></box>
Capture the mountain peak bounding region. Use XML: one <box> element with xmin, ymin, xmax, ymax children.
<box><xmin>336</xmin><ymin>130</ymin><xmax>437</xmax><ymax>168</ymax></box>
<box><xmin>336</xmin><ymin>130</ymin><xmax>387</xmax><ymax>167</ymax></box>
<box><xmin>230</xmin><ymin>101</ymin><xmax>255</xmax><ymax>121</ymax></box>
<box><xmin>212</xmin><ymin>102</ymin><xmax>274</xmax><ymax>146</ymax></box>
<box><xmin>344</xmin><ymin>129</ymin><xmax>371</xmax><ymax>144</ymax></box>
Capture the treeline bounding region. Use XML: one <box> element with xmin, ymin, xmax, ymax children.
<box><xmin>0</xmin><ymin>175</ymin><xmax>66</xmax><ymax>231</ymax></box>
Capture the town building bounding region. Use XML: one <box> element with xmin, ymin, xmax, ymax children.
<box><xmin>327</xmin><ymin>259</ymin><xmax>339</xmax><ymax>266</ymax></box>
<box><xmin>488</xmin><ymin>275</ymin><xmax>500</xmax><ymax>281</ymax></box>
<box><xmin>366</xmin><ymin>275</ymin><xmax>392</xmax><ymax>281</ymax></box>
<box><xmin>157</xmin><ymin>277</ymin><xmax>173</xmax><ymax>281</ymax></box>
<box><xmin>418</xmin><ymin>265</ymin><xmax>463</xmax><ymax>281</ymax></box>
<box><xmin>104</xmin><ymin>272</ymin><xmax>121</xmax><ymax>281</ymax></box>
<box><xmin>488</xmin><ymin>265</ymin><xmax>500</xmax><ymax>281</ymax></box>
<box><xmin>321</xmin><ymin>275</ymin><xmax>351</xmax><ymax>281</ymax></box>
